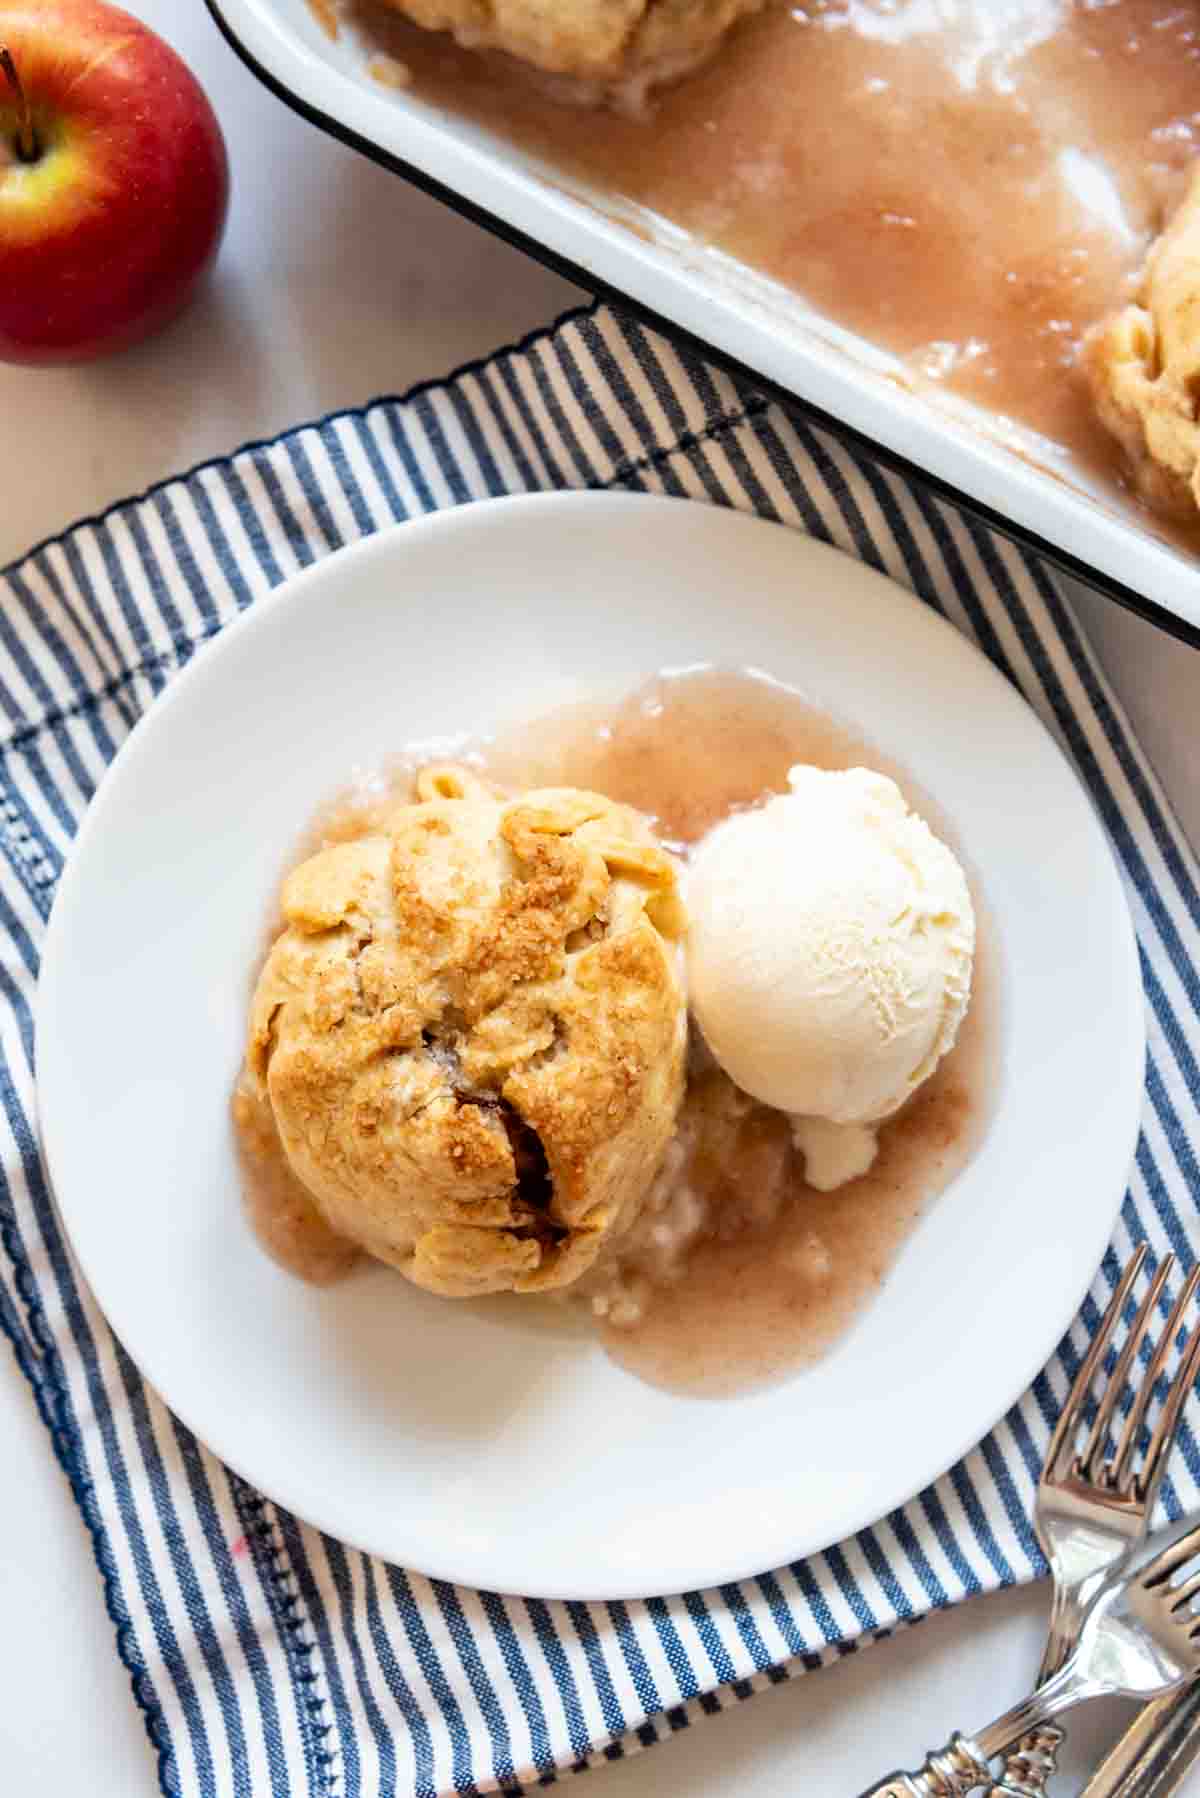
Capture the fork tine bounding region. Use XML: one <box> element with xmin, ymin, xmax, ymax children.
<box><xmin>1169</xmin><ymin>1569</ymin><xmax>1200</xmax><ymax>1612</ymax></box>
<box><xmin>1143</xmin><ymin>1521</ymin><xmax>1200</xmax><ymax>1587</ymax></box>
<box><xmin>1080</xmin><ymin>1255</ymin><xmax>1175</xmax><ymax>1484</ymax></box>
<box><xmin>1138</xmin><ymin>1289</ymin><xmax>1200</xmax><ymax>1512</ymax></box>
<box><xmin>1111</xmin><ymin>1261</ymin><xmax>1200</xmax><ymax>1494</ymax></box>
<box><xmin>1044</xmin><ymin>1243</ymin><xmax>1148</xmax><ymax>1480</ymax></box>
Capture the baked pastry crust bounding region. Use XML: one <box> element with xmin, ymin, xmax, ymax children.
<box><xmin>1084</xmin><ymin>166</ymin><xmax>1200</xmax><ymax>520</ymax></box>
<box><xmin>372</xmin><ymin>0</ymin><xmax>762</xmax><ymax>94</ymax></box>
<box><xmin>246</xmin><ymin>767</ymin><xmax>687</xmax><ymax>1297</ymax></box>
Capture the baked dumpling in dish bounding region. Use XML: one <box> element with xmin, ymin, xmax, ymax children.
<box><xmin>372</xmin><ymin>0</ymin><xmax>762</xmax><ymax>98</ymax></box>
<box><xmin>1084</xmin><ymin>166</ymin><xmax>1200</xmax><ymax>521</ymax></box>
<box><xmin>245</xmin><ymin>766</ymin><xmax>687</xmax><ymax>1297</ymax></box>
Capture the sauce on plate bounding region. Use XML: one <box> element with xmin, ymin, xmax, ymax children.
<box><xmin>235</xmin><ymin>669</ymin><xmax>998</xmax><ymax>1394</ymax></box>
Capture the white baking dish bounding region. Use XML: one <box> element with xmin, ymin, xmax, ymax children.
<box><xmin>207</xmin><ymin>0</ymin><xmax>1200</xmax><ymax>643</ymax></box>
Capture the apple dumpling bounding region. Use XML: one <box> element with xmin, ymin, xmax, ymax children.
<box><xmin>244</xmin><ymin>766</ymin><xmax>688</xmax><ymax>1297</ymax></box>
<box><xmin>365</xmin><ymin>0</ymin><xmax>763</xmax><ymax>100</ymax></box>
<box><xmin>1084</xmin><ymin>165</ymin><xmax>1200</xmax><ymax>521</ymax></box>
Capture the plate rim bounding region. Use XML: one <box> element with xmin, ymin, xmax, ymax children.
<box><xmin>36</xmin><ymin>490</ymin><xmax>1147</xmax><ymax>1598</ymax></box>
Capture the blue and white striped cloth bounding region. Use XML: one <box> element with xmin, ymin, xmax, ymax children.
<box><xmin>2</xmin><ymin>302</ymin><xmax>1198</xmax><ymax>1798</ymax></box>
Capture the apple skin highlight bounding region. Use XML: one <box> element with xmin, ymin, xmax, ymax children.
<box><xmin>0</xmin><ymin>2</ymin><xmax>229</xmax><ymax>364</ymax></box>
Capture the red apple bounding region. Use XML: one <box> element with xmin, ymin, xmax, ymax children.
<box><xmin>0</xmin><ymin>1</ymin><xmax>229</xmax><ymax>364</ymax></box>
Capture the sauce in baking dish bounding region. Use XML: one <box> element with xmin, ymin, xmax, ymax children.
<box><xmin>336</xmin><ymin>0</ymin><xmax>1200</xmax><ymax>534</ymax></box>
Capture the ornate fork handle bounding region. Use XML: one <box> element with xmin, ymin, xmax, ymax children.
<box><xmin>858</xmin><ymin>1655</ymin><xmax>1107</xmax><ymax>1798</ymax></box>
<box><xmin>991</xmin><ymin>1724</ymin><xmax>1061</xmax><ymax>1795</ymax></box>
<box><xmin>857</xmin><ymin>1733</ymin><xmax>992</xmax><ymax>1795</ymax></box>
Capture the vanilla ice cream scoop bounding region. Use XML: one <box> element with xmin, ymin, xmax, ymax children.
<box><xmin>686</xmin><ymin>766</ymin><xmax>974</xmax><ymax>1155</ymax></box>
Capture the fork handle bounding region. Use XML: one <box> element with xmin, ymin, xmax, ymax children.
<box><xmin>989</xmin><ymin>1586</ymin><xmax>1074</xmax><ymax>1794</ymax></box>
<box><xmin>858</xmin><ymin>1662</ymin><xmax>1101</xmax><ymax>1797</ymax></box>
<box><xmin>856</xmin><ymin>1733</ymin><xmax>992</xmax><ymax>1796</ymax></box>
<box><xmin>989</xmin><ymin>1725</ymin><xmax>1061</xmax><ymax>1795</ymax></box>
<box><xmin>1078</xmin><ymin>1677</ymin><xmax>1200</xmax><ymax>1795</ymax></box>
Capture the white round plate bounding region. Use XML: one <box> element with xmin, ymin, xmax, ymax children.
<box><xmin>38</xmin><ymin>493</ymin><xmax>1144</xmax><ymax>1599</ymax></box>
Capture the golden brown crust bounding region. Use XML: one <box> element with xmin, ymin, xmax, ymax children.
<box><xmin>246</xmin><ymin>768</ymin><xmax>687</xmax><ymax>1297</ymax></box>
<box><xmin>1084</xmin><ymin>165</ymin><xmax>1200</xmax><ymax>521</ymax></box>
<box><xmin>371</xmin><ymin>0</ymin><xmax>763</xmax><ymax>91</ymax></box>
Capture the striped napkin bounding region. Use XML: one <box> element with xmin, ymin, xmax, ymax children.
<box><xmin>3</xmin><ymin>302</ymin><xmax>1198</xmax><ymax>1798</ymax></box>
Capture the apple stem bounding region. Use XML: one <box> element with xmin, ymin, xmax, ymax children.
<box><xmin>0</xmin><ymin>47</ymin><xmax>38</xmax><ymax>164</ymax></box>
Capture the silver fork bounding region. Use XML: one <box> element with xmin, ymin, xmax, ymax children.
<box><xmin>861</xmin><ymin>1517</ymin><xmax>1200</xmax><ymax>1796</ymax></box>
<box><xmin>992</xmin><ymin>1244</ymin><xmax>1200</xmax><ymax>1795</ymax></box>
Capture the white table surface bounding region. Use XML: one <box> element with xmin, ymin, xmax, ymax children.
<box><xmin>3</xmin><ymin>5</ymin><xmax>1199</xmax><ymax>1793</ymax></box>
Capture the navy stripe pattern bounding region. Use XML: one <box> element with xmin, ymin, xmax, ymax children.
<box><xmin>2</xmin><ymin>303</ymin><xmax>1198</xmax><ymax>1797</ymax></box>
